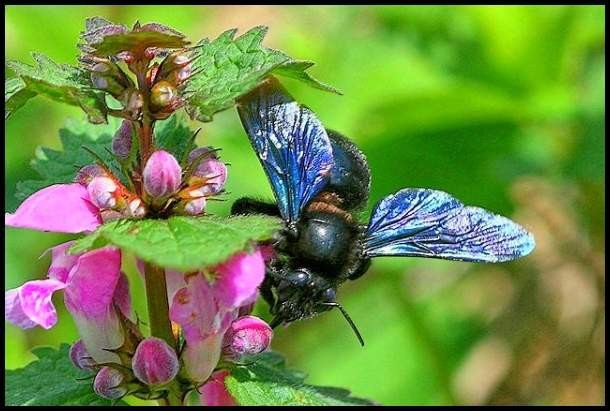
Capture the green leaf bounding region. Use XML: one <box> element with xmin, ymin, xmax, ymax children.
<box><xmin>154</xmin><ymin>114</ymin><xmax>197</xmax><ymax>163</ymax></box>
<box><xmin>5</xmin><ymin>344</ymin><xmax>126</xmax><ymax>406</ymax></box>
<box><xmin>225</xmin><ymin>352</ymin><xmax>374</xmax><ymax>406</ymax></box>
<box><xmin>271</xmin><ymin>60</ymin><xmax>341</xmax><ymax>94</ymax></box>
<box><xmin>184</xmin><ymin>26</ymin><xmax>339</xmax><ymax>122</ymax></box>
<box><xmin>70</xmin><ymin>215</ymin><xmax>283</xmax><ymax>271</ymax></box>
<box><xmin>6</xmin><ymin>53</ymin><xmax>107</xmax><ymax>124</ymax></box>
<box><xmin>15</xmin><ymin>117</ymin><xmax>122</xmax><ymax>201</ymax></box>
<box><xmin>5</xmin><ymin>77</ymin><xmax>36</xmax><ymax>119</ymax></box>
<box><xmin>90</xmin><ymin>30</ymin><xmax>189</xmax><ymax>57</ymax></box>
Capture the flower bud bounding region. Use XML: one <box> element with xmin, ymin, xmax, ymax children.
<box><xmin>184</xmin><ymin>197</ymin><xmax>206</xmax><ymax>216</ymax></box>
<box><xmin>127</xmin><ymin>198</ymin><xmax>147</xmax><ymax>219</ymax></box>
<box><xmin>87</xmin><ymin>176</ymin><xmax>118</xmax><ymax>209</ymax></box>
<box><xmin>150</xmin><ymin>80</ymin><xmax>178</xmax><ymax>109</ymax></box>
<box><xmin>120</xmin><ymin>89</ymin><xmax>144</xmax><ymax>120</ymax></box>
<box><xmin>167</xmin><ymin>65</ymin><xmax>191</xmax><ymax>85</ymax></box>
<box><xmin>143</xmin><ymin>150</ymin><xmax>182</xmax><ymax>199</ymax></box>
<box><xmin>93</xmin><ymin>366</ymin><xmax>128</xmax><ymax>400</ymax></box>
<box><xmin>158</xmin><ymin>51</ymin><xmax>190</xmax><ymax>81</ymax></box>
<box><xmin>90</xmin><ymin>62</ymin><xmax>131</xmax><ymax>98</ymax></box>
<box><xmin>75</xmin><ymin>164</ymin><xmax>106</xmax><ymax>186</ymax></box>
<box><xmin>132</xmin><ymin>337</ymin><xmax>179</xmax><ymax>386</ymax></box>
<box><xmin>112</xmin><ymin>121</ymin><xmax>134</xmax><ymax>161</ymax></box>
<box><xmin>188</xmin><ymin>147</ymin><xmax>227</xmax><ymax>195</ymax></box>
<box><xmin>222</xmin><ymin>315</ymin><xmax>272</xmax><ymax>360</ymax></box>
<box><xmin>69</xmin><ymin>340</ymin><xmax>96</xmax><ymax>370</ymax></box>
<box><xmin>146</xmin><ymin>63</ymin><xmax>159</xmax><ymax>88</ymax></box>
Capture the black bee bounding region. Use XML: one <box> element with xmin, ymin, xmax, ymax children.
<box><xmin>231</xmin><ymin>78</ymin><xmax>534</xmax><ymax>345</ymax></box>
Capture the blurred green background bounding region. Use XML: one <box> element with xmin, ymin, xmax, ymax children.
<box><xmin>5</xmin><ymin>5</ymin><xmax>605</xmax><ymax>405</ymax></box>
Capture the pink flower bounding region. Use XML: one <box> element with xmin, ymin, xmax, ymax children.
<box><xmin>169</xmin><ymin>248</ymin><xmax>267</xmax><ymax>384</ymax></box>
<box><xmin>5</xmin><ymin>184</ymin><xmax>102</xmax><ymax>233</ymax></box>
<box><xmin>132</xmin><ymin>337</ymin><xmax>179</xmax><ymax>386</ymax></box>
<box><xmin>199</xmin><ymin>370</ymin><xmax>237</xmax><ymax>406</ymax></box>
<box><xmin>5</xmin><ymin>242</ymin><xmax>131</xmax><ymax>364</ymax></box>
<box><xmin>143</xmin><ymin>150</ymin><xmax>182</xmax><ymax>199</ymax></box>
<box><xmin>222</xmin><ymin>315</ymin><xmax>273</xmax><ymax>360</ymax></box>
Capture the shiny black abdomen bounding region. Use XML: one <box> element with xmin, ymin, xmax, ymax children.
<box><xmin>295</xmin><ymin>210</ymin><xmax>357</xmax><ymax>276</ymax></box>
<box><xmin>326</xmin><ymin>130</ymin><xmax>371</xmax><ymax>211</ymax></box>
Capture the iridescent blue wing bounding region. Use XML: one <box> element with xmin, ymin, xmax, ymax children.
<box><xmin>363</xmin><ymin>188</ymin><xmax>535</xmax><ymax>262</ymax></box>
<box><xmin>237</xmin><ymin>79</ymin><xmax>333</xmax><ymax>225</ymax></box>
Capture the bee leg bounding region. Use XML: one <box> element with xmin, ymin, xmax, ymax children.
<box><xmin>230</xmin><ymin>197</ymin><xmax>280</xmax><ymax>217</ymax></box>
<box><xmin>259</xmin><ymin>274</ymin><xmax>276</xmax><ymax>313</ymax></box>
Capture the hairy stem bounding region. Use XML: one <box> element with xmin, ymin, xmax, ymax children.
<box><xmin>143</xmin><ymin>262</ymin><xmax>175</xmax><ymax>348</ymax></box>
<box><xmin>143</xmin><ymin>262</ymin><xmax>185</xmax><ymax>406</ymax></box>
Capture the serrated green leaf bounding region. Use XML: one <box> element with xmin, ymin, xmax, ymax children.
<box><xmin>70</xmin><ymin>215</ymin><xmax>282</xmax><ymax>271</ymax></box>
<box><xmin>6</xmin><ymin>53</ymin><xmax>107</xmax><ymax>123</ymax></box>
<box><xmin>91</xmin><ymin>30</ymin><xmax>189</xmax><ymax>57</ymax></box>
<box><xmin>183</xmin><ymin>26</ymin><xmax>339</xmax><ymax>122</ymax></box>
<box><xmin>271</xmin><ymin>60</ymin><xmax>342</xmax><ymax>94</ymax></box>
<box><xmin>5</xmin><ymin>344</ymin><xmax>127</xmax><ymax>406</ymax></box>
<box><xmin>5</xmin><ymin>77</ymin><xmax>36</xmax><ymax>119</ymax></box>
<box><xmin>14</xmin><ymin>117</ymin><xmax>122</xmax><ymax>201</ymax></box>
<box><xmin>225</xmin><ymin>352</ymin><xmax>374</xmax><ymax>406</ymax></box>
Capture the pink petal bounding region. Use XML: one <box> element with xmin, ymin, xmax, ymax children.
<box><xmin>46</xmin><ymin>241</ymin><xmax>79</xmax><ymax>282</ymax></box>
<box><xmin>6</xmin><ymin>279</ymin><xmax>67</xmax><ymax>330</ymax></box>
<box><xmin>64</xmin><ymin>247</ymin><xmax>122</xmax><ymax>319</ymax></box>
<box><xmin>166</xmin><ymin>270</ymin><xmax>187</xmax><ymax>304</ymax></box>
<box><xmin>169</xmin><ymin>274</ymin><xmax>218</xmax><ymax>343</ymax></box>
<box><xmin>182</xmin><ymin>332</ymin><xmax>224</xmax><ymax>385</ymax></box>
<box><xmin>213</xmin><ymin>249</ymin><xmax>265</xmax><ymax>309</ymax></box>
<box><xmin>5</xmin><ymin>288</ymin><xmax>36</xmax><ymax>329</ymax></box>
<box><xmin>64</xmin><ymin>247</ymin><xmax>124</xmax><ymax>363</ymax></box>
<box><xmin>199</xmin><ymin>370</ymin><xmax>237</xmax><ymax>406</ymax></box>
<box><xmin>5</xmin><ymin>184</ymin><xmax>102</xmax><ymax>233</ymax></box>
<box><xmin>113</xmin><ymin>272</ymin><xmax>132</xmax><ymax>320</ymax></box>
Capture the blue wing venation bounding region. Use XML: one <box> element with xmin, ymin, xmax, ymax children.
<box><xmin>364</xmin><ymin>188</ymin><xmax>535</xmax><ymax>263</ymax></box>
<box><xmin>238</xmin><ymin>80</ymin><xmax>333</xmax><ymax>224</ymax></box>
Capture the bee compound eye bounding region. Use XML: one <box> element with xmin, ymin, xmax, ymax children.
<box><xmin>320</xmin><ymin>288</ymin><xmax>336</xmax><ymax>303</ymax></box>
<box><xmin>287</xmin><ymin>270</ymin><xmax>310</xmax><ymax>286</ymax></box>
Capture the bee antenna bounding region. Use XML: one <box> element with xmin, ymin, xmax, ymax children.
<box><xmin>319</xmin><ymin>302</ymin><xmax>364</xmax><ymax>347</ymax></box>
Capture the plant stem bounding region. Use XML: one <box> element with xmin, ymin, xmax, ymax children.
<box><xmin>143</xmin><ymin>262</ymin><xmax>175</xmax><ymax>349</ymax></box>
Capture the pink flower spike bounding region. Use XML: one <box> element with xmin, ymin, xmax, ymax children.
<box><xmin>5</xmin><ymin>279</ymin><xmax>67</xmax><ymax>330</ymax></box>
<box><xmin>222</xmin><ymin>315</ymin><xmax>273</xmax><ymax>360</ymax></box>
<box><xmin>213</xmin><ymin>249</ymin><xmax>266</xmax><ymax>309</ymax></box>
<box><xmin>5</xmin><ymin>184</ymin><xmax>102</xmax><ymax>233</ymax></box>
<box><xmin>199</xmin><ymin>370</ymin><xmax>237</xmax><ymax>406</ymax></box>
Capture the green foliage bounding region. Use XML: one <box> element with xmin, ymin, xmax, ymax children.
<box><xmin>5</xmin><ymin>344</ymin><xmax>125</xmax><ymax>406</ymax></box>
<box><xmin>14</xmin><ymin>115</ymin><xmax>194</xmax><ymax>203</ymax></box>
<box><xmin>90</xmin><ymin>30</ymin><xmax>189</xmax><ymax>57</ymax></box>
<box><xmin>70</xmin><ymin>215</ymin><xmax>282</xmax><ymax>271</ymax></box>
<box><xmin>226</xmin><ymin>352</ymin><xmax>374</xmax><ymax>406</ymax></box>
<box><xmin>5</xmin><ymin>6</ymin><xmax>605</xmax><ymax>406</ymax></box>
<box><xmin>154</xmin><ymin>114</ymin><xmax>197</xmax><ymax>163</ymax></box>
<box><xmin>183</xmin><ymin>26</ymin><xmax>338</xmax><ymax>122</ymax></box>
<box><xmin>5</xmin><ymin>77</ymin><xmax>36</xmax><ymax>119</ymax></box>
<box><xmin>6</xmin><ymin>53</ymin><xmax>107</xmax><ymax>124</ymax></box>
<box><xmin>14</xmin><ymin>118</ymin><xmax>122</xmax><ymax>201</ymax></box>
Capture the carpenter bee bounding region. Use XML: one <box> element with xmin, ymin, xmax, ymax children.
<box><xmin>231</xmin><ymin>78</ymin><xmax>535</xmax><ymax>345</ymax></box>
